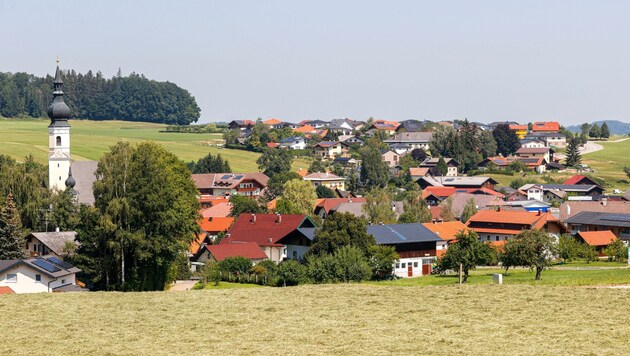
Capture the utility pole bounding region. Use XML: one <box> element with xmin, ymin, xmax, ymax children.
<box><xmin>39</xmin><ymin>205</ymin><xmax>53</xmax><ymax>232</ymax></box>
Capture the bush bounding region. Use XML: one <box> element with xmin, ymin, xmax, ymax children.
<box><xmin>307</xmin><ymin>254</ymin><xmax>343</xmax><ymax>284</ymax></box>
<box><xmin>335</xmin><ymin>246</ymin><xmax>372</xmax><ymax>283</ymax></box>
<box><xmin>276</xmin><ymin>260</ymin><xmax>307</xmax><ymax>286</ymax></box>
<box><xmin>218</xmin><ymin>257</ymin><xmax>253</xmax><ymax>282</ymax></box>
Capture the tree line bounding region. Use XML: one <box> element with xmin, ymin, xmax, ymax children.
<box><xmin>0</xmin><ymin>70</ymin><xmax>200</xmax><ymax>125</ymax></box>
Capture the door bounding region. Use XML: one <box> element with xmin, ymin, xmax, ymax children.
<box><xmin>422</xmin><ymin>263</ymin><xmax>431</xmax><ymax>275</ymax></box>
<box><xmin>407</xmin><ymin>264</ymin><xmax>413</xmax><ymax>277</ymax></box>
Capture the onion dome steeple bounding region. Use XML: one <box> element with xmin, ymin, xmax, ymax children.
<box><xmin>47</xmin><ymin>58</ymin><xmax>71</xmax><ymax>128</ymax></box>
<box><xmin>64</xmin><ymin>166</ymin><xmax>76</xmax><ymax>189</ymax></box>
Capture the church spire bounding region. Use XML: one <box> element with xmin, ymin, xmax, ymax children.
<box><xmin>47</xmin><ymin>59</ymin><xmax>71</xmax><ymax>128</ymax></box>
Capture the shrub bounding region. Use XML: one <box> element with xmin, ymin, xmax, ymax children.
<box><xmin>276</xmin><ymin>260</ymin><xmax>307</xmax><ymax>286</ymax></box>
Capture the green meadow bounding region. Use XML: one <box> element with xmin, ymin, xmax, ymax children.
<box><xmin>0</xmin><ymin>118</ymin><xmax>311</xmax><ymax>172</ymax></box>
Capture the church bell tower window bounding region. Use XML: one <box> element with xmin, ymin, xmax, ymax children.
<box><xmin>56</xmin><ymin>136</ymin><xmax>62</xmax><ymax>146</ymax></box>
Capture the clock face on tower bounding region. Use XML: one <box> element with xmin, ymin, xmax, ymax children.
<box><xmin>50</xmin><ymin>149</ymin><xmax>68</xmax><ymax>159</ymax></box>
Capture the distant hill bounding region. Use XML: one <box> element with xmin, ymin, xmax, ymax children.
<box><xmin>566</xmin><ymin>120</ymin><xmax>630</xmax><ymax>135</ymax></box>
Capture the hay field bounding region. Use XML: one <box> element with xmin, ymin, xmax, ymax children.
<box><xmin>1</xmin><ymin>284</ymin><xmax>629</xmax><ymax>355</ymax></box>
<box><xmin>0</xmin><ymin>119</ymin><xmax>311</xmax><ymax>172</ymax></box>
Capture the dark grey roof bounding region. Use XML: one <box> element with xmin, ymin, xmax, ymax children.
<box><xmin>72</xmin><ymin>160</ymin><xmax>98</xmax><ymax>205</ymax></box>
<box><xmin>47</xmin><ymin>65</ymin><xmax>71</xmax><ymax>127</ymax></box>
<box><xmin>0</xmin><ymin>260</ymin><xmax>19</xmax><ymax>272</ymax></box>
<box><xmin>53</xmin><ymin>284</ymin><xmax>88</xmax><ymax>292</ymax></box>
<box><xmin>525</xmin><ymin>132</ymin><xmax>566</xmax><ymax>138</ymax></box>
<box><xmin>28</xmin><ymin>231</ymin><xmax>77</xmax><ymax>256</ymax></box>
<box><xmin>297</xmin><ymin>227</ymin><xmax>317</xmax><ymax>241</ymax></box>
<box><xmin>539</xmin><ymin>184</ymin><xmax>598</xmax><ymax>192</ymax></box>
<box><xmin>396</xmin><ymin>120</ymin><xmax>425</xmax><ymax>132</ymax></box>
<box><xmin>565</xmin><ymin>211</ymin><xmax>630</xmax><ymax>227</ymax></box>
<box><xmin>547</xmin><ymin>162</ymin><xmax>566</xmax><ymax>170</ymax></box>
<box><xmin>368</xmin><ymin>223</ymin><xmax>442</xmax><ymax>245</ymax></box>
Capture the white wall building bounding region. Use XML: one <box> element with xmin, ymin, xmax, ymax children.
<box><xmin>47</xmin><ymin>64</ymin><xmax>72</xmax><ymax>191</ymax></box>
<box><xmin>0</xmin><ymin>258</ymin><xmax>82</xmax><ymax>294</ymax></box>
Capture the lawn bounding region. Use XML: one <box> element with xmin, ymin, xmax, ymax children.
<box><xmin>1</xmin><ymin>283</ymin><xmax>629</xmax><ymax>355</ymax></box>
<box><xmin>0</xmin><ymin>118</ymin><xmax>311</xmax><ymax>173</ymax></box>
<box><xmin>199</xmin><ymin>281</ymin><xmax>265</xmax><ymax>289</ymax></box>
<box><xmin>582</xmin><ymin>138</ymin><xmax>630</xmax><ymax>190</ymax></box>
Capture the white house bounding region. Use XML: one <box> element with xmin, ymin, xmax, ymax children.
<box><xmin>0</xmin><ymin>257</ymin><xmax>83</xmax><ymax>294</ymax></box>
<box><xmin>527</xmin><ymin>185</ymin><xmax>544</xmax><ymax>201</ymax></box>
<box><xmin>25</xmin><ymin>231</ymin><xmax>77</xmax><ymax>258</ymax></box>
<box><xmin>279</xmin><ymin>136</ymin><xmax>307</xmax><ymax>150</ymax></box>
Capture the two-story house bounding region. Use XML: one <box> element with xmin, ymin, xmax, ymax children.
<box><xmin>279</xmin><ymin>136</ymin><xmax>307</xmax><ymax>150</ymax></box>
<box><xmin>313</xmin><ymin>141</ymin><xmax>350</xmax><ymax>160</ymax></box>
<box><xmin>192</xmin><ymin>173</ymin><xmax>270</xmax><ymax>198</ymax></box>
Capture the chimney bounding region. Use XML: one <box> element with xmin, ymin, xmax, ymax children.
<box><xmin>602</xmin><ymin>197</ymin><xmax>607</xmax><ymax>207</ymax></box>
<box><xmin>251</xmin><ymin>213</ymin><xmax>256</xmax><ymax>224</ymax></box>
<box><xmin>268</xmin><ymin>237</ymin><xmax>273</xmax><ymax>243</ymax></box>
<box><xmin>497</xmin><ymin>206</ymin><xmax>501</xmax><ymax>212</ymax></box>
<box><xmin>391</xmin><ymin>204</ymin><xmax>396</xmax><ymax>212</ymax></box>
<box><xmin>276</xmin><ymin>213</ymin><xmax>282</xmax><ymax>224</ymax></box>
<box><xmin>537</xmin><ymin>209</ymin><xmax>542</xmax><ymax>216</ymax></box>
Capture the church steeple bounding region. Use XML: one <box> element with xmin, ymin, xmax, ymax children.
<box><xmin>47</xmin><ymin>59</ymin><xmax>71</xmax><ymax>128</ymax></box>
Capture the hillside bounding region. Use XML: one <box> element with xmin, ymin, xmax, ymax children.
<box><xmin>1</xmin><ymin>284</ymin><xmax>628</xmax><ymax>354</ymax></box>
<box><xmin>0</xmin><ymin>119</ymin><xmax>311</xmax><ymax>172</ymax></box>
<box><xmin>566</xmin><ymin>120</ymin><xmax>630</xmax><ymax>135</ymax></box>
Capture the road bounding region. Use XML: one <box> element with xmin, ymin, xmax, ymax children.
<box><xmin>168</xmin><ymin>280</ymin><xmax>197</xmax><ymax>291</ymax></box>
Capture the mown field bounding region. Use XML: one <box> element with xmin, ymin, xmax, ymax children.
<box><xmin>1</xmin><ymin>282</ymin><xmax>629</xmax><ymax>355</ymax></box>
<box><xmin>582</xmin><ymin>138</ymin><xmax>630</xmax><ymax>188</ymax></box>
<box><xmin>0</xmin><ymin>119</ymin><xmax>312</xmax><ymax>172</ymax></box>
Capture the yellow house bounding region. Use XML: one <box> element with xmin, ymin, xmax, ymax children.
<box><xmin>303</xmin><ymin>172</ymin><xmax>346</xmax><ymax>191</ymax></box>
<box><xmin>509</xmin><ymin>125</ymin><xmax>528</xmax><ymax>139</ymax></box>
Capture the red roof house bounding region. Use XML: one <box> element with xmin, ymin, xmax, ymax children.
<box><xmin>532</xmin><ymin>121</ymin><xmax>560</xmax><ymax>132</ymax></box>
<box><xmin>204</xmin><ymin>242</ymin><xmax>268</xmax><ymax>262</ymax></box>
<box><xmin>576</xmin><ymin>231</ymin><xmax>618</xmax><ymax>255</ymax></box>
<box><xmin>466</xmin><ymin>208</ymin><xmax>568</xmax><ymax>243</ymax></box>
<box><xmin>563</xmin><ymin>175</ymin><xmax>602</xmax><ymax>188</ymax></box>
<box><xmin>0</xmin><ymin>286</ymin><xmax>15</xmax><ymax>295</ymax></box>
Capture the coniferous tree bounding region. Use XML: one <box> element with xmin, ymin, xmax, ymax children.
<box><xmin>493</xmin><ymin>123</ymin><xmax>519</xmax><ymax>156</ymax></box>
<box><xmin>600</xmin><ymin>122</ymin><xmax>611</xmax><ymax>139</ymax></box>
<box><xmin>565</xmin><ymin>137</ymin><xmax>582</xmax><ymax>167</ymax></box>
<box><xmin>0</xmin><ymin>193</ymin><xmax>25</xmax><ymax>260</ymax></box>
<box><xmin>589</xmin><ymin>123</ymin><xmax>600</xmax><ymax>138</ymax></box>
<box><xmin>360</xmin><ymin>145</ymin><xmax>389</xmax><ymax>188</ymax></box>
<box><xmin>187</xmin><ymin>153</ymin><xmax>231</xmax><ymax>173</ymax></box>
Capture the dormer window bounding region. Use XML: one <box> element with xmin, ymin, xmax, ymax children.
<box><xmin>56</xmin><ymin>136</ymin><xmax>61</xmax><ymax>146</ymax></box>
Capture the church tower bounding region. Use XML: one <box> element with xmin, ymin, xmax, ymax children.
<box><xmin>47</xmin><ymin>61</ymin><xmax>72</xmax><ymax>191</ymax></box>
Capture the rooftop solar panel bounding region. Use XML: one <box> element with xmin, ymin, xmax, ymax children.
<box><xmin>221</xmin><ymin>174</ymin><xmax>232</xmax><ymax>179</ymax></box>
<box><xmin>601</xmin><ymin>213</ymin><xmax>630</xmax><ymax>222</ymax></box>
<box><xmin>234</xmin><ymin>175</ymin><xmax>244</xmax><ymax>180</ymax></box>
<box><xmin>46</xmin><ymin>256</ymin><xmax>73</xmax><ymax>270</ymax></box>
<box><xmin>33</xmin><ymin>259</ymin><xmax>61</xmax><ymax>273</ymax></box>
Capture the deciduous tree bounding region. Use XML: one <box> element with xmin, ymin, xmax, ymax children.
<box><xmin>501</xmin><ymin>230</ymin><xmax>556</xmax><ymax>280</ymax></box>
<box><xmin>435</xmin><ymin>230</ymin><xmax>495</xmax><ymax>282</ymax></box>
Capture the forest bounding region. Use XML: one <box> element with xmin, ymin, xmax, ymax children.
<box><xmin>0</xmin><ymin>69</ymin><xmax>200</xmax><ymax>125</ymax></box>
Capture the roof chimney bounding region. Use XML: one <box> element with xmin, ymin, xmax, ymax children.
<box><xmin>537</xmin><ymin>209</ymin><xmax>542</xmax><ymax>216</ymax></box>
<box><xmin>497</xmin><ymin>206</ymin><xmax>501</xmax><ymax>212</ymax></box>
<box><xmin>276</xmin><ymin>213</ymin><xmax>281</xmax><ymax>224</ymax></box>
<box><xmin>251</xmin><ymin>214</ymin><xmax>256</xmax><ymax>224</ymax></box>
<box><xmin>602</xmin><ymin>197</ymin><xmax>607</xmax><ymax>207</ymax></box>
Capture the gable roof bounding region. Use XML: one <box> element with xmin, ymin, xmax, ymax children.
<box><xmin>368</xmin><ymin>223</ymin><xmax>442</xmax><ymax>245</ymax></box>
<box><xmin>200</xmin><ymin>202</ymin><xmax>232</xmax><ymax>218</ymax></box>
<box><xmin>422</xmin><ymin>221</ymin><xmax>469</xmax><ymax>241</ymax></box>
<box><xmin>396</xmin><ymin>120</ymin><xmax>425</xmax><ymax>132</ymax></box>
<box><xmin>559</xmin><ymin>201</ymin><xmax>630</xmax><ymax>220</ymax></box>
<box><xmin>0</xmin><ymin>257</ymin><xmax>81</xmax><ymax>278</ymax></box>
<box><xmin>28</xmin><ymin>231</ymin><xmax>77</xmax><ymax>256</ymax></box>
<box><xmin>192</xmin><ymin>173</ymin><xmax>270</xmax><ymax>190</ymax></box>
<box><xmin>564</xmin><ymin>212</ymin><xmax>630</xmax><ymax>228</ymax></box>
<box><xmin>204</xmin><ymin>242</ymin><xmax>268</xmax><ymax>261</ymax></box>
<box><xmin>315</xmin><ymin>198</ymin><xmax>367</xmax><ymax>214</ymax></box>
<box><xmin>315</xmin><ymin>141</ymin><xmax>345</xmax><ymax>148</ymax></box>
<box><xmin>198</xmin><ymin>217</ymin><xmax>234</xmax><ymax>234</ymax></box>
<box><xmin>264</xmin><ymin>118</ymin><xmax>282</xmax><ymax>125</ymax></box>
<box><xmin>576</xmin><ymin>231</ymin><xmax>618</xmax><ymax>246</ymax></box>
<box><xmin>419</xmin><ymin>176</ymin><xmax>499</xmax><ymax>188</ymax></box>
<box><xmin>384</xmin><ymin>132</ymin><xmax>433</xmax><ymax>143</ymax></box>
<box><xmin>304</xmin><ymin>172</ymin><xmax>344</xmax><ymax>181</ymax></box>
<box><xmin>439</xmin><ymin>193</ymin><xmax>508</xmax><ymax>218</ymax></box>
<box><xmin>466</xmin><ymin>209</ymin><xmax>566</xmax><ymax>234</ymax></box>
<box><xmin>222</xmin><ymin>214</ymin><xmax>315</xmax><ymax>246</ymax></box>
<box><xmin>563</xmin><ymin>175</ymin><xmax>601</xmax><ymax>187</ymax></box>
<box><xmin>293</xmin><ymin>125</ymin><xmax>317</xmax><ymax>133</ymax></box>
<box><xmin>516</xmin><ymin>147</ymin><xmax>550</xmax><ymax>154</ymax></box>
<box><xmin>532</xmin><ymin>121</ymin><xmax>560</xmax><ymax>132</ymax></box>
<box><xmin>409</xmin><ymin>167</ymin><xmax>432</xmax><ymax>177</ymax></box>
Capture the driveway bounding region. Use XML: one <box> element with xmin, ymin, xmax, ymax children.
<box><xmin>169</xmin><ymin>280</ymin><xmax>198</xmax><ymax>291</ymax></box>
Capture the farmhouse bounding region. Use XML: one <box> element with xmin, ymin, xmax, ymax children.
<box><xmin>564</xmin><ymin>212</ymin><xmax>630</xmax><ymax>241</ymax></box>
<box><xmin>559</xmin><ymin>200</ymin><xmax>630</xmax><ymax>220</ymax></box>
<box><xmin>383</xmin><ymin>132</ymin><xmax>433</xmax><ymax>151</ymax></box>
<box><xmin>221</xmin><ymin>214</ymin><xmax>317</xmax><ymax>263</ymax></box>
<box><xmin>368</xmin><ymin>223</ymin><xmax>443</xmax><ymax>278</ymax></box>
<box><xmin>25</xmin><ymin>231</ymin><xmax>77</xmax><ymax>259</ymax></box>
<box><xmin>422</xmin><ymin>221</ymin><xmax>469</xmax><ymax>257</ymax></box>
<box><xmin>466</xmin><ymin>209</ymin><xmax>568</xmax><ymax>243</ymax></box>
<box><xmin>0</xmin><ymin>257</ymin><xmax>83</xmax><ymax>294</ymax></box>
<box><xmin>192</xmin><ymin>173</ymin><xmax>269</xmax><ymax>198</ymax></box>
<box><xmin>313</xmin><ymin>141</ymin><xmax>350</xmax><ymax>160</ymax></box>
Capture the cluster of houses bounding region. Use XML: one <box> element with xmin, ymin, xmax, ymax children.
<box><xmin>187</xmin><ymin>166</ymin><xmax>630</xmax><ymax>279</ymax></box>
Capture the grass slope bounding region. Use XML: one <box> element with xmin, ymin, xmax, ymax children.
<box><xmin>582</xmin><ymin>138</ymin><xmax>630</xmax><ymax>188</ymax></box>
<box><xmin>1</xmin><ymin>284</ymin><xmax>629</xmax><ymax>355</ymax></box>
<box><xmin>0</xmin><ymin>119</ymin><xmax>311</xmax><ymax>173</ymax></box>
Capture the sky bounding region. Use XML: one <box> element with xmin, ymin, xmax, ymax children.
<box><xmin>2</xmin><ymin>0</ymin><xmax>630</xmax><ymax>125</ymax></box>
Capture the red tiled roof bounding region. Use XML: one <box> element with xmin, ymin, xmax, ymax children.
<box><xmin>296</xmin><ymin>168</ymin><xmax>308</xmax><ymax>177</ymax></box>
<box><xmin>467</xmin><ymin>209</ymin><xmax>561</xmax><ymax>227</ymax></box>
<box><xmin>264</xmin><ymin>118</ymin><xmax>282</xmax><ymax>125</ymax></box>
<box><xmin>532</xmin><ymin>121</ymin><xmax>560</xmax><ymax>132</ymax></box>
<box><xmin>222</xmin><ymin>214</ymin><xmax>313</xmax><ymax>246</ymax></box>
<box><xmin>509</xmin><ymin>125</ymin><xmax>528</xmax><ymax>130</ymax></box>
<box><xmin>266</xmin><ymin>142</ymin><xmax>280</xmax><ymax>148</ymax></box>
<box><xmin>200</xmin><ymin>203</ymin><xmax>232</xmax><ymax>218</ymax></box>
<box><xmin>422</xmin><ymin>187</ymin><xmax>457</xmax><ymax>199</ymax></box>
<box><xmin>563</xmin><ymin>175</ymin><xmax>587</xmax><ymax>185</ymax></box>
<box><xmin>423</xmin><ymin>221</ymin><xmax>469</xmax><ymax>241</ymax></box>
<box><xmin>293</xmin><ymin>125</ymin><xmax>316</xmax><ymax>133</ymax></box>
<box><xmin>189</xmin><ymin>233</ymin><xmax>207</xmax><ymax>255</ymax></box>
<box><xmin>410</xmin><ymin>167</ymin><xmax>431</xmax><ymax>177</ymax></box>
<box><xmin>205</xmin><ymin>242</ymin><xmax>268</xmax><ymax>262</ymax></box>
<box><xmin>430</xmin><ymin>206</ymin><xmax>443</xmax><ymax>220</ymax></box>
<box><xmin>198</xmin><ymin>217</ymin><xmax>234</xmax><ymax>234</ymax></box>
<box><xmin>516</xmin><ymin>147</ymin><xmax>550</xmax><ymax>154</ymax></box>
<box><xmin>0</xmin><ymin>286</ymin><xmax>15</xmax><ymax>295</ymax></box>
<box><xmin>577</xmin><ymin>231</ymin><xmax>618</xmax><ymax>247</ymax></box>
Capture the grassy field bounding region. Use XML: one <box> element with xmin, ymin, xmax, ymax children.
<box><xmin>0</xmin><ymin>118</ymin><xmax>311</xmax><ymax>172</ymax></box>
<box><xmin>582</xmin><ymin>138</ymin><xmax>630</xmax><ymax>189</ymax></box>
<box><xmin>1</xmin><ymin>283</ymin><xmax>629</xmax><ymax>355</ymax></box>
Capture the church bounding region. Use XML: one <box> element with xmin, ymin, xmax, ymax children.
<box><xmin>46</xmin><ymin>61</ymin><xmax>97</xmax><ymax>204</ymax></box>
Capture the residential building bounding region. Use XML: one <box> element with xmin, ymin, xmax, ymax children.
<box><xmin>531</xmin><ymin>121</ymin><xmax>561</xmax><ymax>133</ymax></box>
<box><xmin>417</xmin><ymin>176</ymin><xmax>499</xmax><ymax>191</ymax></box>
<box><xmin>313</xmin><ymin>197</ymin><xmax>367</xmax><ymax>219</ymax></box>
<box><xmin>303</xmin><ymin>172</ymin><xmax>346</xmax><ymax>190</ymax></box>
<box><xmin>365</xmin><ymin>120</ymin><xmax>400</xmax><ymax>137</ymax></box>
<box><xmin>436</xmin><ymin>193</ymin><xmax>507</xmax><ymax>219</ymax></box>
<box><xmin>25</xmin><ymin>231</ymin><xmax>77</xmax><ymax>259</ymax></box>
<box><xmin>368</xmin><ymin>223</ymin><xmax>443</xmax><ymax>277</ymax></box>
<box><xmin>409</xmin><ymin>167</ymin><xmax>432</xmax><ymax>180</ymax></box>
<box><xmin>395</xmin><ymin>120</ymin><xmax>426</xmax><ymax>133</ymax></box>
<box><xmin>422</xmin><ymin>221</ymin><xmax>469</xmax><ymax>257</ymax></box>
<box><xmin>299</xmin><ymin>119</ymin><xmax>329</xmax><ymax>128</ymax></box>
<box><xmin>509</xmin><ymin>124</ymin><xmax>528</xmax><ymax>139</ymax></box>
<box><xmin>559</xmin><ymin>200</ymin><xmax>630</xmax><ymax>220</ymax></box>
<box><xmin>516</xmin><ymin>147</ymin><xmax>552</xmax><ymax>163</ymax></box>
<box><xmin>564</xmin><ymin>212</ymin><xmax>630</xmax><ymax>241</ymax></box>
<box><xmin>279</xmin><ymin>136</ymin><xmax>307</xmax><ymax>150</ymax></box>
<box><xmin>480</xmin><ymin>156</ymin><xmax>547</xmax><ymax>173</ymax></box>
<box><xmin>192</xmin><ymin>242</ymin><xmax>269</xmax><ymax>268</ymax></box>
<box><xmin>293</xmin><ymin>125</ymin><xmax>317</xmax><ymax>135</ymax></box>
<box><xmin>520</xmin><ymin>139</ymin><xmax>547</xmax><ymax>149</ymax></box>
<box><xmin>380</xmin><ymin>150</ymin><xmax>400</xmax><ymax>168</ymax></box>
<box><xmin>263</xmin><ymin>118</ymin><xmax>282</xmax><ymax>126</ymax></box>
<box><xmin>520</xmin><ymin>184</ymin><xmax>604</xmax><ymax>201</ymax></box>
<box><xmin>332</xmin><ymin>157</ymin><xmax>359</xmax><ymax>168</ymax></box>
<box><xmin>221</xmin><ymin>214</ymin><xmax>317</xmax><ymax>263</ymax></box>
<box><xmin>0</xmin><ymin>257</ymin><xmax>83</xmax><ymax>294</ymax></box>
<box><xmin>575</xmin><ymin>231</ymin><xmax>619</xmax><ymax>256</ymax></box>
<box><xmin>338</xmin><ymin>135</ymin><xmax>364</xmax><ymax>146</ymax></box>
<box><xmin>313</xmin><ymin>141</ymin><xmax>349</xmax><ymax>160</ymax></box>
<box><xmin>524</xmin><ymin>132</ymin><xmax>567</xmax><ymax>148</ymax></box>
<box><xmin>228</xmin><ymin>120</ymin><xmax>255</xmax><ymax>130</ymax></box>
<box><xmin>192</xmin><ymin>173</ymin><xmax>269</xmax><ymax>198</ymax></box>
<box><xmin>466</xmin><ymin>208</ymin><xmax>568</xmax><ymax>243</ymax></box>
<box><xmin>563</xmin><ymin>175</ymin><xmax>602</xmax><ymax>187</ymax></box>
<box><xmin>420</xmin><ymin>158</ymin><xmax>459</xmax><ymax>177</ymax></box>
<box><xmin>383</xmin><ymin>132</ymin><xmax>433</xmax><ymax>151</ymax></box>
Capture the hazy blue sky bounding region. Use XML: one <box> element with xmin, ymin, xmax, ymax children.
<box><xmin>2</xmin><ymin>0</ymin><xmax>630</xmax><ymax>125</ymax></box>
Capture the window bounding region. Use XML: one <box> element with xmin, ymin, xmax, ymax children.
<box><xmin>56</xmin><ymin>136</ymin><xmax>61</xmax><ymax>146</ymax></box>
<box><xmin>61</xmin><ymin>279</ymin><xmax>66</xmax><ymax>284</ymax></box>
<box><xmin>413</xmin><ymin>262</ymin><xmax>418</xmax><ymax>268</ymax></box>
<box><xmin>35</xmin><ymin>274</ymin><xmax>41</xmax><ymax>282</ymax></box>
<box><xmin>6</xmin><ymin>274</ymin><xmax>17</xmax><ymax>282</ymax></box>
<box><xmin>401</xmin><ymin>263</ymin><xmax>406</xmax><ymax>268</ymax></box>
<box><xmin>496</xmin><ymin>236</ymin><xmax>500</xmax><ymax>241</ymax></box>
<box><xmin>395</xmin><ymin>263</ymin><xmax>400</xmax><ymax>269</ymax></box>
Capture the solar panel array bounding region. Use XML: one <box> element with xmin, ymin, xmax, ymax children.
<box><xmin>33</xmin><ymin>259</ymin><xmax>61</xmax><ymax>273</ymax></box>
<box><xmin>46</xmin><ymin>256</ymin><xmax>73</xmax><ymax>269</ymax></box>
<box><xmin>601</xmin><ymin>213</ymin><xmax>630</xmax><ymax>222</ymax></box>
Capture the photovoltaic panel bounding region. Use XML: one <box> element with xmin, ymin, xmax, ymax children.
<box><xmin>33</xmin><ymin>259</ymin><xmax>61</xmax><ymax>273</ymax></box>
<box><xmin>601</xmin><ymin>213</ymin><xmax>630</xmax><ymax>222</ymax></box>
<box><xmin>46</xmin><ymin>256</ymin><xmax>73</xmax><ymax>269</ymax></box>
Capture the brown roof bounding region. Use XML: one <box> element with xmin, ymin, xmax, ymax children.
<box><xmin>409</xmin><ymin>167</ymin><xmax>431</xmax><ymax>177</ymax></box>
<box><xmin>516</xmin><ymin>147</ymin><xmax>550</xmax><ymax>154</ymax></box>
<box><xmin>28</xmin><ymin>232</ymin><xmax>77</xmax><ymax>256</ymax></box>
<box><xmin>467</xmin><ymin>209</ymin><xmax>565</xmax><ymax>233</ymax></box>
<box><xmin>205</xmin><ymin>242</ymin><xmax>268</xmax><ymax>261</ymax></box>
<box><xmin>192</xmin><ymin>173</ymin><xmax>269</xmax><ymax>190</ymax></box>
<box><xmin>315</xmin><ymin>198</ymin><xmax>367</xmax><ymax>214</ymax></box>
<box><xmin>200</xmin><ymin>203</ymin><xmax>232</xmax><ymax>218</ymax></box>
<box><xmin>559</xmin><ymin>201</ymin><xmax>630</xmax><ymax>221</ymax></box>
<box><xmin>222</xmin><ymin>214</ymin><xmax>315</xmax><ymax>246</ymax></box>
<box><xmin>439</xmin><ymin>193</ymin><xmax>508</xmax><ymax>218</ymax></box>
<box><xmin>577</xmin><ymin>231</ymin><xmax>618</xmax><ymax>246</ymax></box>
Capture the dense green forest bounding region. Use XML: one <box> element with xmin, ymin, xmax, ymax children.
<box><xmin>0</xmin><ymin>70</ymin><xmax>200</xmax><ymax>125</ymax></box>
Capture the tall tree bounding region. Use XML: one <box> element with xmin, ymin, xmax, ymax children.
<box><xmin>257</xmin><ymin>148</ymin><xmax>293</xmax><ymax>178</ymax></box>
<box><xmin>187</xmin><ymin>153</ymin><xmax>231</xmax><ymax>173</ymax></box>
<box><xmin>229</xmin><ymin>195</ymin><xmax>267</xmax><ymax>217</ymax></box>
<box><xmin>363</xmin><ymin>188</ymin><xmax>397</xmax><ymax>224</ymax></box>
<box><xmin>397</xmin><ymin>190</ymin><xmax>432</xmax><ymax>224</ymax></box>
<box><xmin>276</xmin><ymin>180</ymin><xmax>317</xmax><ymax>215</ymax></box>
<box><xmin>501</xmin><ymin>230</ymin><xmax>556</xmax><ymax>280</ymax></box>
<box><xmin>589</xmin><ymin>123</ymin><xmax>600</xmax><ymax>138</ymax></box>
<box><xmin>564</xmin><ymin>137</ymin><xmax>582</xmax><ymax>167</ymax></box>
<box><xmin>0</xmin><ymin>193</ymin><xmax>24</xmax><ymax>260</ymax></box>
<box><xmin>600</xmin><ymin>122</ymin><xmax>611</xmax><ymax>139</ymax></box>
<box><xmin>359</xmin><ymin>145</ymin><xmax>389</xmax><ymax>188</ymax></box>
<box><xmin>307</xmin><ymin>212</ymin><xmax>374</xmax><ymax>257</ymax></box>
<box><xmin>50</xmin><ymin>189</ymin><xmax>80</xmax><ymax>231</ymax></box>
<box><xmin>440</xmin><ymin>197</ymin><xmax>456</xmax><ymax>222</ymax></box>
<box><xmin>436</xmin><ymin>157</ymin><xmax>448</xmax><ymax>176</ymax></box>
<box><xmin>478</xmin><ymin>130</ymin><xmax>498</xmax><ymax>158</ymax></box>
<box><xmin>493</xmin><ymin>123</ymin><xmax>519</xmax><ymax>156</ymax></box>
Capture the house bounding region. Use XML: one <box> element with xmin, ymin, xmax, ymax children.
<box><xmin>200</xmin><ymin>202</ymin><xmax>232</xmax><ymax>218</ymax></box>
<box><xmin>383</xmin><ymin>132</ymin><xmax>433</xmax><ymax>151</ymax></box>
<box><xmin>409</xmin><ymin>167</ymin><xmax>432</xmax><ymax>180</ymax></box>
<box><xmin>520</xmin><ymin>138</ymin><xmax>547</xmax><ymax>149</ymax></box>
<box><xmin>0</xmin><ymin>257</ymin><xmax>83</xmax><ymax>294</ymax></box>
<box><xmin>563</xmin><ymin>175</ymin><xmax>602</xmax><ymax>188</ymax></box>
<box><xmin>575</xmin><ymin>231</ymin><xmax>618</xmax><ymax>256</ymax></box>
<box><xmin>437</xmin><ymin>193</ymin><xmax>508</xmax><ymax>219</ymax></box>
<box><xmin>417</xmin><ymin>176</ymin><xmax>499</xmax><ymax>191</ymax></box>
<box><xmin>192</xmin><ymin>173</ymin><xmax>269</xmax><ymax>198</ymax></box>
<box><xmin>332</xmin><ymin>157</ymin><xmax>359</xmax><ymax>168</ymax></box>
<box><xmin>488</xmin><ymin>121</ymin><xmax>521</xmax><ymax>129</ymax></box>
<box><xmin>25</xmin><ymin>231</ymin><xmax>77</xmax><ymax>259</ymax></box>
<box><xmin>365</xmin><ymin>120</ymin><xmax>400</xmax><ymax>137</ymax></box>
<box><xmin>192</xmin><ymin>242</ymin><xmax>269</xmax><ymax>268</ymax></box>
<box><xmin>313</xmin><ymin>197</ymin><xmax>367</xmax><ymax>219</ymax></box>
<box><xmin>338</xmin><ymin>135</ymin><xmax>364</xmax><ymax>146</ymax></box>
<box><xmin>303</xmin><ymin>172</ymin><xmax>346</xmax><ymax>191</ymax></box>
<box><xmin>221</xmin><ymin>214</ymin><xmax>317</xmax><ymax>263</ymax></box>
<box><xmin>299</xmin><ymin>119</ymin><xmax>330</xmax><ymax>128</ymax></box>
<box><xmin>389</xmin><ymin>143</ymin><xmax>413</xmax><ymax>155</ymax></box>
<box><xmin>395</xmin><ymin>120</ymin><xmax>426</xmax><ymax>133</ymax></box>
<box><xmin>279</xmin><ymin>136</ymin><xmax>307</xmax><ymax>150</ymax></box>
<box><xmin>564</xmin><ymin>212</ymin><xmax>630</xmax><ymax>241</ymax></box>
<box><xmin>524</xmin><ymin>132</ymin><xmax>567</xmax><ymax>148</ymax></box>
<box><xmin>420</xmin><ymin>158</ymin><xmax>459</xmax><ymax>177</ymax></box>
<box><xmin>313</xmin><ymin>141</ymin><xmax>349</xmax><ymax>160</ymax></box>
<box><xmin>198</xmin><ymin>217</ymin><xmax>234</xmax><ymax>240</ymax></box>
<box><xmin>505</xmin><ymin>200</ymin><xmax>551</xmax><ymax>213</ymax></box>
<box><xmin>516</xmin><ymin>147</ymin><xmax>552</xmax><ymax>163</ymax></box>
<box><xmin>380</xmin><ymin>150</ymin><xmax>400</xmax><ymax>168</ymax></box>
<box><xmin>422</xmin><ymin>221</ymin><xmax>469</xmax><ymax>257</ymax></box>
<box><xmin>263</xmin><ymin>118</ymin><xmax>283</xmax><ymax>126</ymax></box>
<box><xmin>466</xmin><ymin>208</ymin><xmax>568</xmax><ymax>243</ymax></box>
<box><xmin>531</xmin><ymin>121</ymin><xmax>561</xmax><ymax>133</ymax></box>
<box><xmin>509</xmin><ymin>125</ymin><xmax>528</xmax><ymax>139</ymax></box>
<box><xmin>520</xmin><ymin>184</ymin><xmax>604</xmax><ymax>200</ymax></box>
<box><xmin>228</xmin><ymin>120</ymin><xmax>255</xmax><ymax>130</ymax></box>
<box><xmin>368</xmin><ymin>223</ymin><xmax>443</xmax><ymax>277</ymax></box>
<box><xmin>293</xmin><ymin>125</ymin><xmax>317</xmax><ymax>135</ymax></box>
<box><xmin>329</xmin><ymin>118</ymin><xmax>356</xmax><ymax>135</ymax></box>
<box><xmin>480</xmin><ymin>156</ymin><xmax>548</xmax><ymax>173</ymax></box>
<box><xmin>559</xmin><ymin>200</ymin><xmax>630</xmax><ymax>220</ymax></box>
